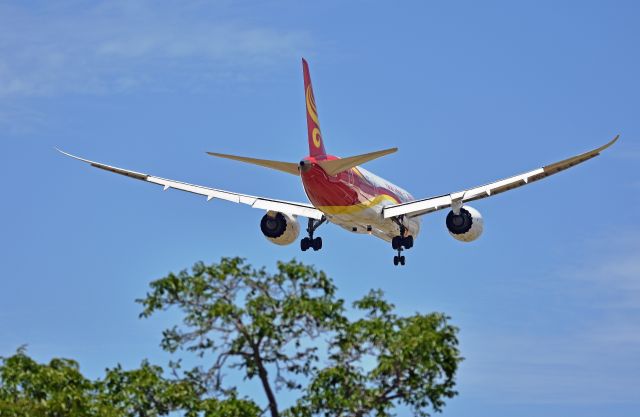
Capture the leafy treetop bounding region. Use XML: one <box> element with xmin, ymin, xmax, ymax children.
<box><xmin>138</xmin><ymin>257</ymin><xmax>462</xmax><ymax>417</ymax></box>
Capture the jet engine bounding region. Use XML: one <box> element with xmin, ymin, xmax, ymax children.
<box><xmin>446</xmin><ymin>205</ymin><xmax>484</xmax><ymax>242</ymax></box>
<box><xmin>260</xmin><ymin>211</ymin><xmax>301</xmax><ymax>245</ymax></box>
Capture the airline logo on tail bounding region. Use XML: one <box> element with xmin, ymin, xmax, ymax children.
<box><xmin>306</xmin><ymin>85</ymin><xmax>322</xmax><ymax>149</ymax></box>
<box><xmin>303</xmin><ymin>58</ymin><xmax>326</xmax><ymax>157</ymax></box>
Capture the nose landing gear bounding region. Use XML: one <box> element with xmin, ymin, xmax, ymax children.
<box><xmin>301</xmin><ymin>216</ymin><xmax>326</xmax><ymax>252</ymax></box>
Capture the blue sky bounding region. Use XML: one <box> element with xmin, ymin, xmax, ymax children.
<box><xmin>1</xmin><ymin>1</ymin><xmax>639</xmax><ymax>416</ymax></box>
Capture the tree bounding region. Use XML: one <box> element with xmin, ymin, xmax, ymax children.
<box><xmin>138</xmin><ymin>257</ymin><xmax>344</xmax><ymax>417</ymax></box>
<box><xmin>97</xmin><ymin>361</ymin><xmax>260</xmax><ymax>417</ymax></box>
<box><xmin>0</xmin><ymin>258</ymin><xmax>461</xmax><ymax>416</ymax></box>
<box><xmin>289</xmin><ymin>291</ymin><xmax>460</xmax><ymax>417</ymax></box>
<box><xmin>0</xmin><ymin>347</ymin><xmax>96</xmax><ymax>417</ymax></box>
<box><xmin>0</xmin><ymin>348</ymin><xmax>260</xmax><ymax>417</ymax></box>
<box><xmin>138</xmin><ymin>257</ymin><xmax>462</xmax><ymax>417</ymax></box>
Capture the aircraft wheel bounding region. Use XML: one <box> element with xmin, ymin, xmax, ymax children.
<box><xmin>403</xmin><ymin>236</ymin><xmax>413</xmax><ymax>249</ymax></box>
<box><xmin>300</xmin><ymin>237</ymin><xmax>310</xmax><ymax>251</ymax></box>
<box><xmin>400</xmin><ymin>256</ymin><xmax>406</xmax><ymax>266</ymax></box>
<box><xmin>393</xmin><ymin>255</ymin><xmax>399</xmax><ymax>266</ymax></box>
<box><xmin>392</xmin><ymin>236</ymin><xmax>401</xmax><ymax>250</ymax></box>
<box><xmin>312</xmin><ymin>237</ymin><xmax>322</xmax><ymax>251</ymax></box>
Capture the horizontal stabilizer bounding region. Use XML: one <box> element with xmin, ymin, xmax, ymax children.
<box><xmin>206</xmin><ymin>152</ymin><xmax>300</xmax><ymax>176</ymax></box>
<box><xmin>317</xmin><ymin>147</ymin><xmax>398</xmax><ymax>176</ymax></box>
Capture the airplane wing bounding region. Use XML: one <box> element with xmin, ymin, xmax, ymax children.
<box><xmin>57</xmin><ymin>149</ymin><xmax>324</xmax><ymax>220</ymax></box>
<box><xmin>383</xmin><ymin>135</ymin><xmax>619</xmax><ymax>219</ymax></box>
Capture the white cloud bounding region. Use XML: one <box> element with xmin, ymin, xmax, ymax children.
<box><xmin>0</xmin><ymin>1</ymin><xmax>311</xmax><ymax>97</ymax></box>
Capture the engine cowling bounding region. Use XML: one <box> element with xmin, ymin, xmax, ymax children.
<box><xmin>260</xmin><ymin>211</ymin><xmax>300</xmax><ymax>245</ymax></box>
<box><xmin>446</xmin><ymin>205</ymin><xmax>484</xmax><ymax>242</ymax></box>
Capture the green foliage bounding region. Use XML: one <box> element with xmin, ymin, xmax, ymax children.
<box><xmin>97</xmin><ymin>361</ymin><xmax>195</xmax><ymax>416</ymax></box>
<box><xmin>138</xmin><ymin>258</ymin><xmax>463</xmax><ymax>417</ymax></box>
<box><xmin>0</xmin><ymin>258</ymin><xmax>461</xmax><ymax>417</ymax></box>
<box><xmin>0</xmin><ymin>348</ymin><xmax>260</xmax><ymax>417</ymax></box>
<box><xmin>138</xmin><ymin>258</ymin><xmax>345</xmax><ymax>396</ymax></box>
<box><xmin>289</xmin><ymin>290</ymin><xmax>461</xmax><ymax>417</ymax></box>
<box><xmin>0</xmin><ymin>347</ymin><xmax>96</xmax><ymax>417</ymax></box>
<box><xmin>197</xmin><ymin>396</ymin><xmax>262</xmax><ymax>417</ymax></box>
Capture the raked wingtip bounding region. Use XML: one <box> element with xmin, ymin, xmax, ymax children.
<box><xmin>56</xmin><ymin>147</ymin><xmax>76</xmax><ymax>158</ymax></box>
<box><xmin>55</xmin><ymin>147</ymin><xmax>74</xmax><ymax>158</ymax></box>
<box><xmin>600</xmin><ymin>134</ymin><xmax>620</xmax><ymax>152</ymax></box>
<box><xmin>54</xmin><ymin>148</ymin><xmax>94</xmax><ymax>164</ymax></box>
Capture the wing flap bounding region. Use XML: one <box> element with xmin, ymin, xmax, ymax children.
<box><xmin>383</xmin><ymin>135</ymin><xmax>618</xmax><ymax>219</ymax></box>
<box><xmin>58</xmin><ymin>149</ymin><xmax>323</xmax><ymax>219</ymax></box>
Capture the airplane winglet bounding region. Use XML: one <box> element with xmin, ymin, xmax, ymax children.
<box><xmin>56</xmin><ymin>148</ymin><xmax>149</xmax><ymax>180</ymax></box>
<box><xmin>55</xmin><ymin>147</ymin><xmax>93</xmax><ymax>164</ymax></box>
<box><xmin>542</xmin><ymin>134</ymin><xmax>620</xmax><ymax>175</ymax></box>
<box><xmin>597</xmin><ymin>134</ymin><xmax>619</xmax><ymax>153</ymax></box>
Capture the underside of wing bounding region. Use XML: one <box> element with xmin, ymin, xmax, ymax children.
<box><xmin>57</xmin><ymin>149</ymin><xmax>323</xmax><ymax>220</ymax></box>
<box><xmin>383</xmin><ymin>135</ymin><xmax>619</xmax><ymax>219</ymax></box>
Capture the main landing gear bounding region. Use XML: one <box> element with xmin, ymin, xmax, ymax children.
<box><xmin>391</xmin><ymin>217</ymin><xmax>413</xmax><ymax>266</ymax></box>
<box><xmin>301</xmin><ymin>216</ymin><xmax>326</xmax><ymax>252</ymax></box>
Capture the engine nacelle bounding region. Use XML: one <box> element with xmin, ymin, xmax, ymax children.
<box><xmin>260</xmin><ymin>211</ymin><xmax>300</xmax><ymax>246</ymax></box>
<box><xmin>446</xmin><ymin>205</ymin><xmax>484</xmax><ymax>242</ymax></box>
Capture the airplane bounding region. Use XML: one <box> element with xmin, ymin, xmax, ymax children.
<box><xmin>58</xmin><ymin>58</ymin><xmax>618</xmax><ymax>266</ymax></box>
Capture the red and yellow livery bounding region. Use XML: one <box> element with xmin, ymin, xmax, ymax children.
<box><xmin>58</xmin><ymin>58</ymin><xmax>618</xmax><ymax>266</ymax></box>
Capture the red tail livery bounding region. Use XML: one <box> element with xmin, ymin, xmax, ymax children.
<box><xmin>303</xmin><ymin>58</ymin><xmax>326</xmax><ymax>158</ymax></box>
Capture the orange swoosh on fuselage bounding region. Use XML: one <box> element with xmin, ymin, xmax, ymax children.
<box><xmin>300</xmin><ymin>163</ymin><xmax>409</xmax><ymax>215</ymax></box>
<box><xmin>316</xmin><ymin>194</ymin><xmax>399</xmax><ymax>214</ymax></box>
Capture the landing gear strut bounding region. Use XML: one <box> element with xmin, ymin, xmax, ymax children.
<box><xmin>301</xmin><ymin>216</ymin><xmax>326</xmax><ymax>252</ymax></box>
<box><xmin>391</xmin><ymin>216</ymin><xmax>413</xmax><ymax>266</ymax></box>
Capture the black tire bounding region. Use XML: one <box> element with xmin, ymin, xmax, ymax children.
<box><xmin>400</xmin><ymin>256</ymin><xmax>406</xmax><ymax>266</ymax></box>
<box><xmin>300</xmin><ymin>238</ymin><xmax>309</xmax><ymax>251</ymax></box>
<box><xmin>403</xmin><ymin>236</ymin><xmax>414</xmax><ymax>249</ymax></box>
<box><xmin>392</xmin><ymin>236</ymin><xmax>400</xmax><ymax>250</ymax></box>
<box><xmin>393</xmin><ymin>256</ymin><xmax>399</xmax><ymax>266</ymax></box>
<box><xmin>313</xmin><ymin>237</ymin><xmax>323</xmax><ymax>251</ymax></box>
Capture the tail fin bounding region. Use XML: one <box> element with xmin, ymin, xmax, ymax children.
<box><xmin>303</xmin><ymin>58</ymin><xmax>327</xmax><ymax>158</ymax></box>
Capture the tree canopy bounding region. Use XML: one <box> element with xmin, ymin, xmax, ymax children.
<box><xmin>1</xmin><ymin>257</ymin><xmax>462</xmax><ymax>416</ymax></box>
<box><xmin>0</xmin><ymin>347</ymin><xmax>258</xmax><ymax>417</ymax></box>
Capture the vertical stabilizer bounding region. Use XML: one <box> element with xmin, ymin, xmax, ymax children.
<box><xmin>302</xmin><ymin>58</ymin><xmax>327</xmax><ymax>158</ymax></box>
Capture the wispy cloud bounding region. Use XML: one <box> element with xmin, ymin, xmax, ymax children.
<box><xmin>0</xmin><ymin>1</ymin><xmax>311</xmax><ymax>97</ymax></box>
